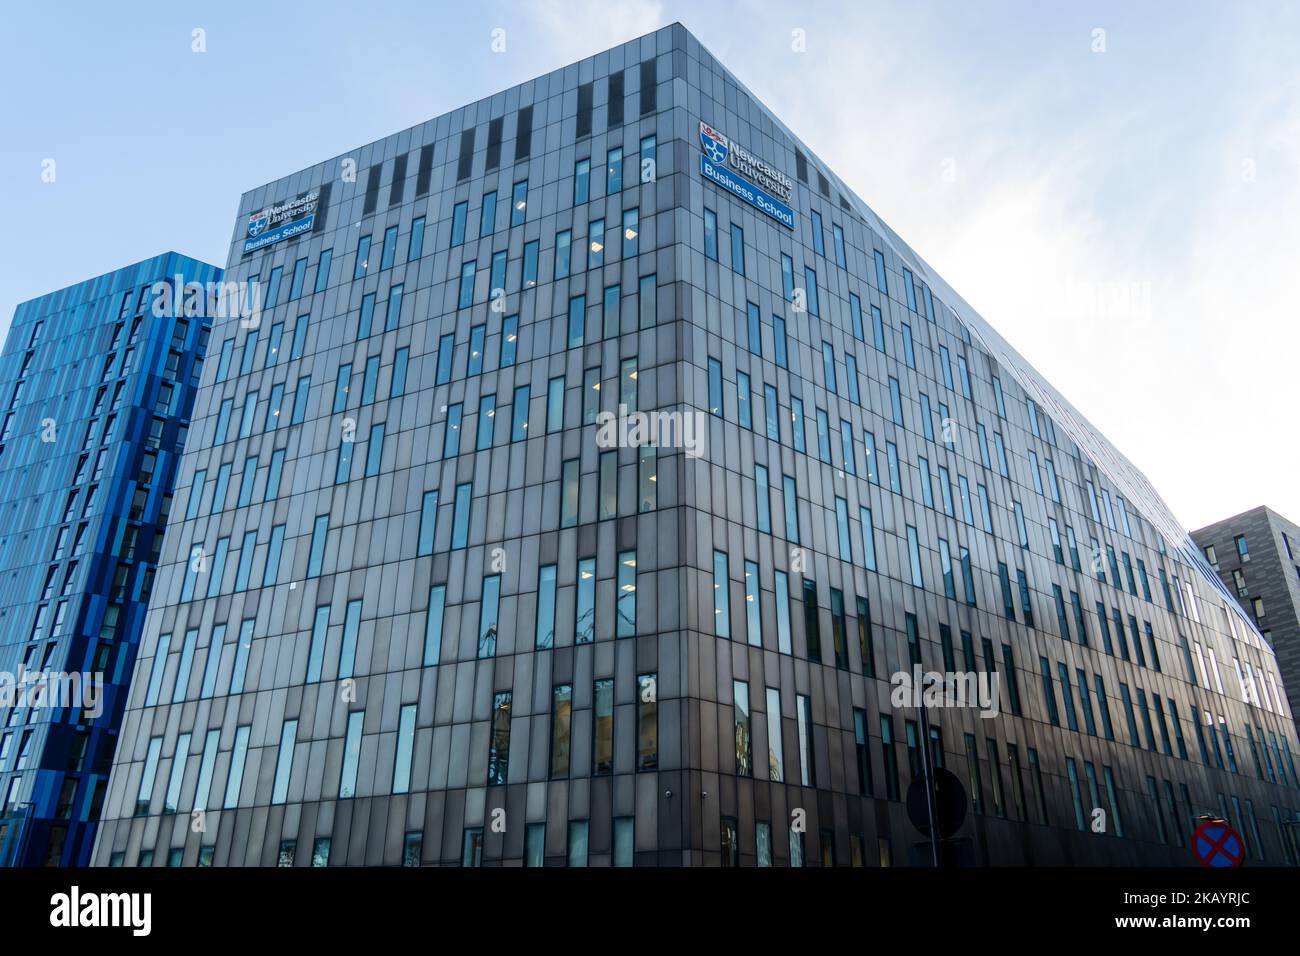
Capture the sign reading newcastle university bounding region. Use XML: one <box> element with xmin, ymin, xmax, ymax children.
<box><xmin>698</xmin><ymin>122</ymin><xmax>795</xmax><ymax>229</ymax></box>
<box><xmin>242</xmin><ymin>191</ymin><xmax>320</xmax><ymax>254</ymax></box>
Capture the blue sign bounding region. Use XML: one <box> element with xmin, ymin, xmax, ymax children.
<box><xmin>243</xmin><ymin>212</ymin><xmax>316</xmax><ymax>255</ymax></box>
<box><xmin>242</xmin><ymin>191</ymin><xmax>321</xmax><ymax>255</ymax></box>
<box><xmin>700</xmin><ymin>154</ymin><xmax>795</xmax><ymax>230</ymax></box>
<box><xmin>1192</xmin><ymin>821</ymin><xmax>1244</xmax><ymax>868</ymax></box>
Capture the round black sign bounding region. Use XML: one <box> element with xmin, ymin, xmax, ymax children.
<box><xmin>906</xmin><ymin>767</ymin><xmax>968</xmax><ymax>839</ymax></box>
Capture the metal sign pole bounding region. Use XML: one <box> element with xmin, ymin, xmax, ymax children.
<box><xmin>919</xmin><ymin>677</ymin><xmax>939</xmax><ymax>867</ymax></box>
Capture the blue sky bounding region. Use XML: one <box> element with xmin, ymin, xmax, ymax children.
<box><xmin>1</xmin><ymin>0</ymin><xmax>1296</xmax><ymax>530</ymax></box>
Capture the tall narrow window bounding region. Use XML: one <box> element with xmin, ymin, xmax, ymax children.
<box><xmin>307</xmin><ymin>516</ymin><xmax>328</xmax><ymax>577</ymax></box>
<box><xmin>622</xmin><ymin>208</ymin><xmax>639</xmax><ymax>257</ymax></box>
<box><xmin>417</xmin><ymin>490</ymin><xmax>438</xmax><ymax>556</ymax></box>
<box><xmin>617</xmin><ymin>550</ymin><xmax>637</xmax><ymax>637</ymax></box>
<box><xmin>744</xmin><ymin>561</ymin><xmax>761</xmax><ymax>646</ymax></box>
<box><xmin>478</xmin><ymin>575</ymin><xmax>500</xmax><ymax>658</ymax></box>
<box><xmin>535</xmin><ymin>564</ymin><xmax>557</xmax><ymax>649</ymax></box>
<box><xmin>575</xmin><ymin>558</ymin><xmax>596</xmax><ymax>644</ymax></box>
<box><xmin>424</xmin><ymin>586</ymin><xmax>446</xmax><ymax>666</ymax></box>
<box><xmin>854</xmin><ymin>709</ymin><xmax>871</xmax><ymax>795</ymax></box>
<box><xmin>599</xmin><ymin>450</ymin><xmax>616</xmax><ymax>520</ymax></box>
<box><xmin>135</xmin><ymin>737</ymin><xmax>163</xmax><ymax>816</ymax></box>
<box><xmin>775</xmin><ymin>571</ymin><xmax>792</xmax><ymax>655</ymax></box>
<box><xmin>797</xmin><ymin>694</ymin><xmax>815</xmax><ymax>787</ymax></box>
<box><xmin>560</xmin><ymin>460</ymin><xmax>579</xmax><ymax>528</ymax></box>
<box><xmin>593</xmin><ymin>678</ymin><xmax>614</xmax><ymax>775</ymax></box>
<box><xmin>733</xmin><ymin>681</ymin><xmax>752</xmax><ymax>777</ymax></box>
<box><xmin>393</xmin><ymin>704</ymin><xmax>416</xmax><ymax>794</ymax></box>
<box><xmin>272</xmin><ymin>719</ymin><xmax>297</xmax><ymax>805</ymax></box>
<box><xmin>337</xmin><ymin>599</ymin><xmax>363</xmax><ymax>680</ymax></box>
<box><xmin>224</xmin><ymin>725</ymin><xmax>251</xmax><ymax>809</ymax></box>
<box><xmin>637</xmin><ymin>673</ymin><xmax>658</xmax><ymax>771</ymax></box>
<box><xmin>906</xmin><ymin>526</ymin><xmax>924</xmax><ymax>587</ymax></box>
<box><xmin>802</xmin><ymin>579</ymin><xmax>821</xmax><ymax>663</ymax></box>
<box><xmin>339</xmin><ymin>711</ymin><xmax>363</xmax><ymax>799</ymax></box>
<box><xmin>858</xmin><ymin>597</ymin><xmax>876</xmax><ymax>677</ymax></box>
<box><xmin>766</xmin><ymin>688</ymin><xmax>785</xmax><ymax>782</ymax></box>
<box><xmin>551</xmin><ymin>684</ymin><xmax>572</xmax><ymax>778</ymax></box>
<box><xmin>163</xmin><ymin>733</ymin><xmax>190</xmax><ymax>814</ymax></box>
<box><xmin>712</xmin><ymin>550</ymin><xmax>730</xmax><ymax>638</ymax></box>
<box><xmin>511</xmin><ymin>180</ymin><xmax>528</xmax><ymax>226</ymax></box>
<box><xmin>487</xmin><ymin>692</ymin><xmax>512</xmax><ymax>785</ymax></box>
<box><xmin>880</xmin><ymin>715</ymin><xmax>899</xmax><ymax>800</ymax></box>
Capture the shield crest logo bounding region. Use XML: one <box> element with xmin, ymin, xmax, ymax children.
<box><xmin>699</xmin><ymin>123</ymin><xmax>729</xmax><ymax>165</ymax></box>
<box><xmin>247</xmin><ymin>210</ymin><xmax>269</xmax><ymax>238</ymax></box>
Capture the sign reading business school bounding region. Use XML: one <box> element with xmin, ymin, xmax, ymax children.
<box><xmin>243</xmin><ymin>190</ymin><xmax>320</xmax><ymax>255</ymax></box>
<box><xmin>698</xmin><ymin>122</ymin><xmax>795</xmax><ymax>230</ymax></box>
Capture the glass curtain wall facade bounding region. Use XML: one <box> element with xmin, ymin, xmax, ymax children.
<box><xmin>93</xmin><ymin>25</ymin><xmax>1300</xmax><ymax>867</ymax></box>
<box><xmin>1193</xmin><ymin>507</ymin><xmax>1300</xmax><ymax>723</ymax></box>
<box><xmin>0</xmin><ymin>253</ymin><xmax>221</xmax><ymax>866</ymax></box>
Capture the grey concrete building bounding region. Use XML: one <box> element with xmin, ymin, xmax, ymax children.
<box><xmin>1193</xmin><ymin>507</ymin><xmax>1300</xmax><ymax>721</ymax></box>
<box><xmin>93</xmin><ymin>23</ymin><xmax>1300</xmax><ymax>867</ymax></box>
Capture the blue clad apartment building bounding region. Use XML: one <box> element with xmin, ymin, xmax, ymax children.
<box><xmin>92</xmin><ymin>25</ymin><xmax>1300</xmax><ymax>867</ymax></box>
<box><xmin>0</xmin><ymin>253</ymin><xmax>221</xmax><ymax>866</ymax></box>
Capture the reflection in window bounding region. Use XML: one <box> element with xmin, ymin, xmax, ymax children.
<box><xmin>567</xmin><ymin>821</ymin><xmax>589</xmax><ymax>867</ymax></box>
<box><xmin>797</xmin><ymin>694</ymin><xmax>815</xmax><ymax>787</ymax></box>
<box><xmin>766</xmin><ymin>687</ymin><xmax>784</xmax><ymax>782</ymax></box>
<box><xmin>271</xmin><ymin>721</ymin><xmax>296</xmax><ymax>805</ymax></box>
<box><xmin>560</xmin><ymin>459</ymin><xmax>579</xmax><ymax>528</ymax></box>
<box><xmin>393</xmin><ymin>705</ymin><xmax>416</xmax><ymax>795</ymax></box>
<box><xmin>461</xmin><ymin>828</ymin><xmax>482</xmax><ymax>867</ymax></box>
<box><xmin>551</xmin><ymin>684</ymin><xmax>572</xmax><ymax>778</ymax></box>
<box><xmin>525</xmin><ymin>823</ymin><xmax>544</xmax><ymax>867</ymax></box>
<box><xmin>338</xmin><ymin>712</ymin><xmax>363</xmax><ymax>799</ymax></box>
<box><xmin>712</xmin><ymin>550</ymin><xmax>730</xmax><ymax>638</ymax></box>
<box><xmin>617</xmin><ymin>550</ymin><xmax>636</xmax><ymax>637</ymax></box>
<box><xmin>734</xmin><ymin>681</ymin><xmax>751</xmax><ymax>777</ymax></box>
<box><xmin>599</xmin><ymin>450</ymin><xmax>616</xmax><ymax>520</ymax></box>
<box><xmin>638</xmin><ymin>446</ymin><xmax>656</xmax><ymax>512</ymax></box>
<box><xmin>403</xmin><ymin>831</ymin><xmax>422</xmax><ymax>867</ymax></box>
<box><xmin>593</xmin><ymin>678</ymin><xmax>614</xmax><ymax>775</ymax></box>
<box><xmin>588</xmin><ymin>218</ymin><xmax>604</xmax><ymax>268</ymax></box>
<box><xmin>575</xmin><ymin>557</ymin><xmax>596</xmax><ymax>644</ymax></box>
<box><xmin>478</xmin><ymin>575</ymin><xmax>500</xmax><ymax>658</ymax></box>
<box><xmin>613</xmin><ymin>817</ymin><xmax>634</xmax><ymax>867</ymax></box>
<box><xmin>510</xmin><ymin>181</ymin><xmax>528</xmax><ymax>225</ymax></box>
<box><xmin>451</xmin><ymin>483</ymin><xmax>471</xmax><ymax>549</ymax></box>
<box><xmin>423</xmin><ymin>586</ymin><xmax>445</xmax><ymax>666</ymax></box>
<box><xmin>721</xmin><ymin>816</ymin><xmax>739</xmax><ymax>867</ymax></box>
<box><xmin>535</xmin><ymin>564</ymin><xmax>556</xmax><ymax>649</ymax></box>
<box><xmin>622</xmin><ymin>208</ymin><xmax>639</xmax><ymax>257</ymax></box>
<box><xmin>487</xmin><ymin>691</ymin><xmax>511</xmax><ymax>785</ymax></box>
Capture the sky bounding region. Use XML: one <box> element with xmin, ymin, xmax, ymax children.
<box><xmin>1</xmin><ymin>0</ymin><xmax>1296</xmax><ymax>532</ymax></box>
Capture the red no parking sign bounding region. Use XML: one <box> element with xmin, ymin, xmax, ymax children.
<box><xmin>1191</xmin><ymin>820</ymin><xmax>1245</xmax><ymax>868</ymax></box>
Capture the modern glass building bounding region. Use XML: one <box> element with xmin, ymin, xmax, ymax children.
<box><xmin>94</xmin><ymin>24</ymin><xmax>1300</xmax><ymax>867</ymax></box>
<box><xmin>1193</xmin><ymin>507</ymin><xmax>1300</xmax><ymax>722</ymax></box>
<box><xmin>0</xmin><ymin>252</ymin><xmax>221</xmax><ymax>866</ymax></box>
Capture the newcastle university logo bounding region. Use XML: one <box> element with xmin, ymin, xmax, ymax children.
<box><xmin>699</xmin><ymin>122</ymin><xmax>729</xmax><ymax>164</ymax></box>
<box><xmin>242</xmin><ymin>191</ymin><xmax>321</xmax><ymax>254</ymax></box>
<box><xmin>247</xmin><ymin>209</ymin><xmax>269</xmax><ymax>238</ymax></box>
<box><xmin>696</xmin><ymin>120</ymin><xmax>795</xmax><ymax>230</ymax></box>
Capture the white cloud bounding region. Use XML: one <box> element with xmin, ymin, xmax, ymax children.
<box><xmin>505</xmin><ymin>0</ymin><xmax>666</xmax><ymax>62</ymax></box>
<box><xmin>584</xmin><ymin>3</ymin><xmax>1300</xmax><ymax>530</ymax></box>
